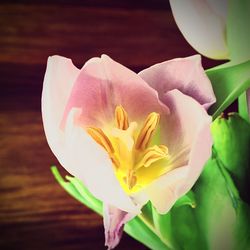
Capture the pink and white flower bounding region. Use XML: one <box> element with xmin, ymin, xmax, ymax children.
<box><xmin>42</xmin><ymin>54</ymin><xmax>215</xmax><ymax>249</ymax></box>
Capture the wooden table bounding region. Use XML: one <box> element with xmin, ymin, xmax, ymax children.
<box><xmin>0</xmin><ymin>1</ymin><xmax>219</xmax><ymax>249</ymax></box>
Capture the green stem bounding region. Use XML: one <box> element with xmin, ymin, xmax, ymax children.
<box><xmin>238</xmin><ymin>91</ymin><xmax>250</xmax><ymax>123</ymax></box>
<box><xmin>138</xmin><ymin>214</ymin><xmax>173</xmax><ymax>249</ymax></box>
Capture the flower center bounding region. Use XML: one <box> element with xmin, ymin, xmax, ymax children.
<box><xmin>87</xmin><ymin>105</ymin><xmax>170</xmax><ymax>194</ymax></box>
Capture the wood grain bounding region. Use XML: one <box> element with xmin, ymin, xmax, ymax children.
<box><xmin>0</xmin><ymin>3</ymin><xmax>194</xmax><ymax>67</ymax></box>
<box><xmin>0</xmin><ymin>2</ymin><xmax>220</xmax><ymax>249</ymax></box>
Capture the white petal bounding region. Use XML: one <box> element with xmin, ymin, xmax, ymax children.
<box><xmin>176</xmin><ymin>116</ymin><xmax>213</xmax><ymax>197</ymax></box>
<box><xmin>169</xmin><ymin>0</ymin><xmax>229</xmax><ymax>59</ymax></box>
<box><xmin>145</xmin><ymin>167</ymin><xmax>188</xmax><ymax>214</ymax></box>
<box><xmin>41</xmin><ymin>55</ymin><xmax>80</xmax><ymax>167</ymax></box>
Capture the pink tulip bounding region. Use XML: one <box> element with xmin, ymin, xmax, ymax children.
<box><xmin>42</xmin><ymin>54</ymin><xmax>215</xmax><ymax>249</ymax></box>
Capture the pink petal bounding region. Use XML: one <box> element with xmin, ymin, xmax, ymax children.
<box><xmin>169</xmin><ymin>0</ymin><xmax>229</xmax><ymax>59</ymax></box>
<box><xmin>146</xmin><ymin>89</ymin><xmax>212</xmax><ymax>213</ymax></box>
<box><xmin>41</xmin><ymin>55</ymin><xmax>80</xmax><ymax>167</ymax></box>
<box><xmin>139</xmin><ymin>55</ymin><xmax>216</xmax><ymax>110</ymax></box>
<box><xmin>103</xmin><ymin>204</ymin><xmax>136</xmax><ymax>249</ymax></box>
<box><xmin>62</xmin><ymin>54</ymin><xmax>169</xmax><ymax>128</ymax></box>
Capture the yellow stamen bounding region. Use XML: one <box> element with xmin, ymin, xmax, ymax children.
<box><xmin>115</xmin><ymin>105</ymin><xmax>129</xmax><ymax>130</ymax></box>
<box><xmin>136</xmin><ymin>145</ymin><xmax>168</xmax><ymax>169</ymax></box>
<box><xmin>158</xmin><ymin>145</ymin><xmax>168</xmax><ymax>153</ymax></box>
<box><xmin>86</xmin><ymin>106</ymin><xmax>171</xmax><ymax>194</ymax></box>
<box><xmin>135</xmin><ymin>112</ymin><xmax>160</xmax><ymax>150</ymax></box>
<box><xmin>86</xmin><ymin>127</ymin><xmax>114</xmax><ymax>154</ymax></box>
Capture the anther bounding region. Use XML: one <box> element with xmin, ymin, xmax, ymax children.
<box><xmin>115</xmin><ymin>105</ymin><xmax>129</xmax><ymax>130</ymax></box>
<box><xmin>136</xmin><ymin>145</ymin><xmax>168</xmax><ymax>168</ymax></box>
<box><xmin>135</xmin><ymin>112</ymin><xmax>160</xmax><ymax>150</ymax></box>
<box><xmin>86</xmin><ymin>127</ymin><xmax>114</xmax><ymax>154</ymax></box>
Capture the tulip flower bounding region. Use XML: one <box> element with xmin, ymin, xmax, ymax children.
<box><xmin>42</xmin><ymin>54</ymin><xmax>215</xmax><ymax>249</ymax></box>
<box><xmin>169</xmin><ymin>0</ymin><xmax>229</xmax><ymax>60</ymax></box>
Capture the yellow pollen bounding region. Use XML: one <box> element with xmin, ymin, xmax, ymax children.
<box><xmin>115</xmin><ymin>105</ymin><xmax>129</xmax><ymax>130</ymax></box>
<box><xmin>86</xmin><ymin>127</ymin><xmax>114</xmax><ymax>154</ymax></box>
<box><xmin>86</xmin><ymin>106</ymin><xmax>170</xmax><ymax>194</ymax></box>
<box><xmin>135</xmin><ymin>112</ymin><xmax>160</xmax><ymax>150</ymax></box>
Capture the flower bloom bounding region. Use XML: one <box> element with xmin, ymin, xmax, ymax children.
<box><xmin>169</xmin><ymin>0</ymin><xmax>229</xmax><ymax>60</ymax></box>
<box><xmin>42</xmin><ymin>54</ymin><xmax>215</xmax><ymax>249</ymax></box>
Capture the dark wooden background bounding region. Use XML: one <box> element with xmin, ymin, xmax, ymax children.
<box><xmin>0</xmin><ymin>1</ymin><xmax>219</xmax><ymax>249</ymax></box>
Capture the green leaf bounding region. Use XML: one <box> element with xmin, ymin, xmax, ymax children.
<box><xmin>234</xmin><ymin>201</ymin><xmax>250</xmax><ymax>249</ymax></box>
<box><xmin>51</xmin><ymin>166</ymin><xmax>102</xmax><ymax>214</ymax></box>
<box><xmin>194</xmin><ymin>158</ymin><xmax>250</xmax><ymax>250</ymax></box>
<box><xmin>51</xmin><ymin>166</ymin><xmax>91</xmax><ymax>206</ymax></box>
<box><xmin>194</xmin><ymin>159</ymin><xmax>238</xmax><ymax>249</ymax></box>
<box><xmin>150</xmin><ymin>204</ymin><xmax>175</xmax><ymax>250</ymax></box>
<box><xmin>148</xmin><ymin>190</ymin><xmax>200</xmax><ymax>250</ymax></box>
<box><xmin>238</xmin><ymin>91</ymin><xmax>250</xmax><ymax>123</ymax></box>
<box><xmin>227</xmin><ymin>0</ymin><xmax>250</xmax><ymax>64</ymax></box>
<box><xmin>206</xmin><ymin>60</ymin><xmax>250</xmax><ymax>119</ymax></box>
<box><xmin>65</xmin><ymin>176</ymin><xmax>102</xmax><ymax>214</ymax></box>
<box><xmin>193</xmin><ymin>114</ymin><xmax>250</xmax><ymax>249</ymax></box>
<box><xmin>170</xmin><ymin>205</ymin><xmax>207</xmax><ymax>250</ymax></box>
<box><xmin>125</xmin><ymin>215</ymin><xmax>170</xmax><ymax>250</ymax></box>
<box><xmin>211</xmin><ymin>113</ymin><xmax>250</xmax><ymax>203</ymax></box>
<box><xmin>212</xmin><ymin>148</ymin><xmax>240</xmax><ymax>209</ymax></box>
